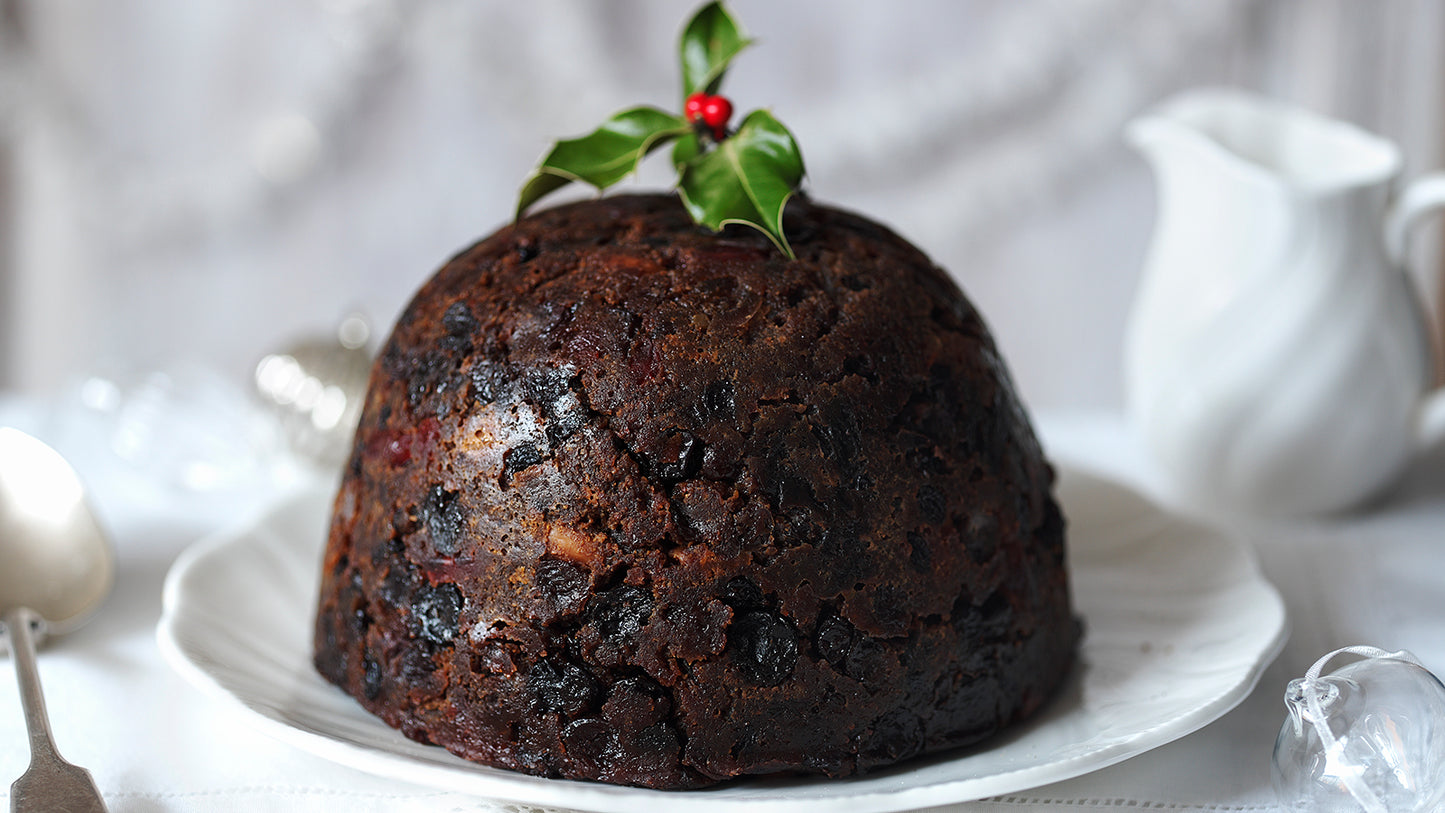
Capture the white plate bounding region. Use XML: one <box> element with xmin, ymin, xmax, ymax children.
<box><xmin>156</xmin><ymin>468</ymin><xmax>1286</xmax><ymax>812</ymax></box>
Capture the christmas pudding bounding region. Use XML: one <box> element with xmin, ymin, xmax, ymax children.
<box><xmin>313</xmin><ymin>3</ymin><xmax>1079</xmax><ymax>790</ymax></box>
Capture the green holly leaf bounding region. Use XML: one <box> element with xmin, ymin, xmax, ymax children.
<box><xmin>679</xmin><ymin>2</ymin><xmax>752</xmax><ymax>102</ymax></box>
<box><xmin>515</xmin><ymin>4</ymin><xmax>805</xmax><ymax>258</ymax></box>
<box><xmin>676</xmin><ymin>109</ymin><xmax>805</xmax><ymax>258</ymax></box>
<box><xmin>671</xmin><ymin>131</ymin><xmax>702</xmax><ymax>172</ymax></box>
<box><xmin>517</xmin><ymin>106</ymin><xmax>690</xmax><ymax>217</ymax></box>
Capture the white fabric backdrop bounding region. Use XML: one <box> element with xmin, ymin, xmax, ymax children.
<box><xmin>2</xmin><ymin>0</ymin><xmax>1443</xmax><ymax>407</ymax></box>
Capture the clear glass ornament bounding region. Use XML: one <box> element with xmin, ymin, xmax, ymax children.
<box><xmin>1272</xmin><ymin>646</ymin><xmax>1445</xmax><ymax>812</ymax></box>
<box><xmin>253</xmin><ymin>314</ymin><xmax>373</xmax><ymax>467</ymax></box>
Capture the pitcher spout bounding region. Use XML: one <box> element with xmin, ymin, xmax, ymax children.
<box><xmin>1124</xmin><ymin>110</ymin><xmax>1203</xmax><ymax>159</ymax></box>
<box><xmin>1127</xmin><ymin>88</ymin><xmax>1400</xmax><ymax>193</ymax></box>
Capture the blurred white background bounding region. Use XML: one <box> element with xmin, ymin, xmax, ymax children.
<box><xmin>2</xmin><ymin>0</ymin><xmax>1443</xmax><ymax>410</ymax></box>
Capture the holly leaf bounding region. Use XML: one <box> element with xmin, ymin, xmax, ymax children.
<box><xmin>517</xmin><ymin>106</ymin><xmax>689</xmax><ymax>217</ymax></box>
<box><xmin>671</xmin><ymin>131</ymin><xmax>702</xmax><ymax>172</ymax></box>
<box><xmin>679</xmin><ymin>2</ymin><xmax>752</xmax><ymax>102</ymax></box>
<box><xmin>676</xmin><ymin>109</ymin><xmax>805</xmax><ymax>258</ymax></box>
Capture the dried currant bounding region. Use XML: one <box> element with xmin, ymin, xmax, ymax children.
<box><xmin>413</xmin><ymin>582</ymin><xmax>463</xmax><ymax>646</ymax></box>
<box><xmin>815</xmin><ymin>613</ymin><xmax>855</xmax><ymax>668</ymax></box>
<box><xmin>529</xmin><ymin>659</ymin><xmax>601</xmax><ymax>716</ymax></box>
<box><xmin>532</xmin><ymin>371</ymin><xmax>586</xmax><ymax>447</ymax></box>
<box><xmin>523</xmin><ymin>366</ymin><xmax>571</xmax><ymax>406</ymax></box>
<box><xmin>729</xmin><ymin>610</ymin><xmax>798</xmax><ymax>687</ymax></box>
<box><xmin>844</xmin><ymin>636</ymin><xmax>888</xmax><ymax>683</ymax></box>
<box><xmin>653</xmin><ymin>429</ymin><xmax>703</xmax><ymax>481</ymax></box>
<box><xmin>546</xmin><ymin>400</ymin><xmax>586</xmax><ymax>446</ymax></box>
<box><xmin>441</xmin><ymin>302</ymin><xmax>478</xmax><ymax>351</ymax></box>
<box><xmin>536</xmin><ymin>558</ymin><xmax>590</xmax><ymax>620</ymax></box>
<box><xmin>422</xmin><ymin>485</ymin><xmax>465</xmax><ymax>556</ymax></box>
<box><xmin>403</xmin><ymin>349</ymin><xmax>452</xmax><ymax>407</ymax></box>
<box><xmin>587</xmin><ymin>584</ymin><xmax>653</xmax><ymax>644</ymax></box>
<box><xmin>702</xmin><ymin>380</ymin><xmax>736</xmax><ymax>418</ymax></box>
<box><xmin>916</xmin><ymin>483</ymin><xmax>946</xmax><ymax>524</ymax></box>
<box><xmin>502</xmin><ymin>441</ymin><xmax>546</xmax><ymax>485</ymax></box>
<box><xmin>721</xmin><ymin>577</ymin><xmax>764</xmax><ymax>611</ymax></box>
<box><xmin>469</xmin><ymin>360</ymin><xmax>510</xmax><ymax>405</ymax></box>
<box><xmin>362</xmin><ymin>652</ymin><xmax>384</xmax><ymax>700</ymax></box>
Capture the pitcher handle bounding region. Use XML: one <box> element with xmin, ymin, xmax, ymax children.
<box><xmin>1386</xmin><ymin>173</ymin><xmax>1445</xmax><ymax>265</ymax></box>
<box><xmin>1386</xmin><ymin>172</ymin><xmax>1445</xmax><ymax>446</ymax></box>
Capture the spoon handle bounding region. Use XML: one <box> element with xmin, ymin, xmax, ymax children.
<box><xmin>3</xmin><ymin>607</ymin><xmax>108</xmax><ymax>813</ymax></box>
<box><xmin>5</xmin><ymin>608</ymin><xmax>58</xmax><ymax>761</ymax></box>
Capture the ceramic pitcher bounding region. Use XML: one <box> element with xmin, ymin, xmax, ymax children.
<box><xmin>1125</xmin><ymin>88</ymin><xmax>1445</xmax><ymax>515</ymax></box>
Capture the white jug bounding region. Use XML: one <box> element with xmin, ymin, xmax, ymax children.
<box><xmin>1125</xmin><ymin>88</ymin><xmax>1445</xmax><ymax>515</ymax></box>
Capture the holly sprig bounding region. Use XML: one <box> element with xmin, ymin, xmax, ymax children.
<box><xmin>515</xmin><ymin>2</ymin><xmax>806</xmax><ymax>258</ymax></box>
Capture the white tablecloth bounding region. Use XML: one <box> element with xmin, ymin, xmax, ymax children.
<box><xmin>3</xmin><ymin>398</ymin><xmax>1444</xmax><ymax>812</ymax></box>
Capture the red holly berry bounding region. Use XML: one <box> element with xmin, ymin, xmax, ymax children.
<box><xmin>684</xmin><ymin>92</ymin><xmax>708</xmax><ymax>123</ymax></box>
<box><xmin>684</xmin><ymin>92</ymin><xmax>733</xmax><ymax>141</ymax></box>
<box><xmin>701</xmin><ymin>95</ymin><xmax>733</xmax><ymax>140</ymax></box>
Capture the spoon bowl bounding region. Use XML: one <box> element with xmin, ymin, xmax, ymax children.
<box><xmin>0</xmin><ymin>426</ymin><xmax>113</xmax><ymax>812</ymax></box>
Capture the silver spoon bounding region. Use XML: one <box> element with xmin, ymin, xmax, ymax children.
<box><xmin>0</xmin><ymin>427</ymin><xmax>112</xmax><ymax>813</ymax></box>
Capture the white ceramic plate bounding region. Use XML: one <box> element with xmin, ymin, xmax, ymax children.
<box><xmin>156</xmin><ymin>468</ymin><xmax>1286</xmax><ymax>812</ymax></box>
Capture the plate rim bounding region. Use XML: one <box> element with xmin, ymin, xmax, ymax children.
<box><xmin>155</xmin><ymin>468</ymin><xmax>1288</xmax><ymax>812</ymax></box>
